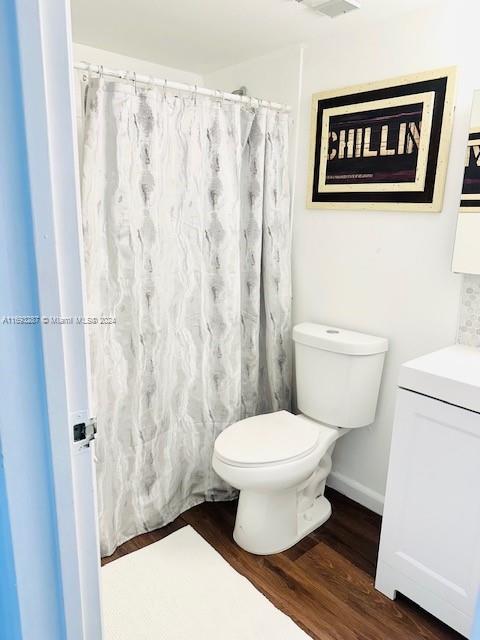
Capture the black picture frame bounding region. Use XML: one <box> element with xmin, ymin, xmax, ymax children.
<box><xmin>307</xmin><ymin>68</ymin><xmax>456</xmax><ymax>212</ymax></box>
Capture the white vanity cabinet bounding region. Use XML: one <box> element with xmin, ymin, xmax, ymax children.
<box><xmin>376</xmin><ymin>345</ymin><xmax>480</xmax><ymax>638</ymax></box>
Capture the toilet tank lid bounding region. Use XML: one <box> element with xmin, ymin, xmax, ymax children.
<box><xmin>293</xmin><ymin>323</ymin><xmax>388</xmax><ymax>356</ymax></box>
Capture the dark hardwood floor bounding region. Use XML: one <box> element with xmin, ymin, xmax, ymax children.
<box><xmin>102</xmin><ymin>488</ymin><xmax>463</xmax><ymax>640</ymax></box>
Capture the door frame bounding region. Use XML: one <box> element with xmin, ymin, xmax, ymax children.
<box><xmin>6</xmin><ymin>0</ymin><xmax>102</xmax><ymax>637</ymax></box>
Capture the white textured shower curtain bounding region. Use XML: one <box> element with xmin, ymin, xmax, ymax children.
<box><xmin>81</xmin><ymin>78</ymin><xmax>291</xmax><ymax>556</ymax></box>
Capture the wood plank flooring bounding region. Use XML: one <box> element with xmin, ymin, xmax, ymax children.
<box><xmin>102</xmin><ymin>489</ymin><xmax>463</xmax><ymax>640</ymax></box>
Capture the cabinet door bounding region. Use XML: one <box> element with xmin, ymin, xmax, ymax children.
<box><xmin>379</xmin><ymin>389</ymin><xmax>480</xmax><ymax>617</ymax></box>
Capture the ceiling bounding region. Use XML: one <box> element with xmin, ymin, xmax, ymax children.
<box><xmin>71</xmin><ymin>0</ymin><xmax>436</xmax><ymax>75</ymax></box>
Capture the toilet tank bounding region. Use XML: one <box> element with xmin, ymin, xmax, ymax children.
<box><xmin>293</xmin><ymin>323</ymin><xmax>388</xmax><ymax>429</ymax></box>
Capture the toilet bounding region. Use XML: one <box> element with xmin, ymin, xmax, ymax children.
<box><xmin>212</xmin><ymin>322</ymin><xmax>388</xmax><ymax>555</ymax></box>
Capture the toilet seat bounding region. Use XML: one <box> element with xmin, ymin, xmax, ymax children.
<box><xmin>214</xmin><ymin>410</ymin><xmax>325</xmax><ymax>468</ymax></box>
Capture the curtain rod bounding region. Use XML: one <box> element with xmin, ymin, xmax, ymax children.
<box><xmin>74</xmin><ymin>62</ymin><xmax>291</xmax><ymax>113</ymax></box>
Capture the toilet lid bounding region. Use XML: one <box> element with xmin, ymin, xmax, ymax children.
<box><xmin>214</xmin><ymin>411</ymin><xmax>321</xmax><ymax>466</ymax></box>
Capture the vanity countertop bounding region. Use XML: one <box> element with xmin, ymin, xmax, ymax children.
<box><xmin>399</xmin><ymin>344</ymin><xmax>480</xmax><ymax>414</ymax></box>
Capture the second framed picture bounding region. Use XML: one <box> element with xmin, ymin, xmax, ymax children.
<box><xmin>460</xmin><ymin>126</ymin><xmax>480</xmax><ymax>212</ymax></box>
<box><xmin>307</xmin><ymin>67</ymin><xmax>456</xmax><ymax>212</ymax></box>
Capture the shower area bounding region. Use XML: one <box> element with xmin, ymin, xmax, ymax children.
<box><xmin>75</xmin><ymin>64</ymin><xmax>293</xmax><ymax>556</ymax></box>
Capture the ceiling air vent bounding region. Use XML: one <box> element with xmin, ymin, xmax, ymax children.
<box><xmin>301</xmin><ymin>0</ymin><xmax>361</xmax><ymax>18</ymax></box>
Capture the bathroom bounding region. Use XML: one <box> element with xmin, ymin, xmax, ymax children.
<box><xmin>1</xmin><ymin>0</ymin><xmax>480</xmax><ymax>639</ymax></box>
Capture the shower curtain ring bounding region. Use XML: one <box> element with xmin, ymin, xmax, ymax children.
<box><xmin>83</xmin><ymin>62</ymin><xmax>92</xmax><ymax>83</ymax></box>
<box><xmin>98</xmin><ymin>64</ymin><xmax>104</xmax><ymax>79</ymax></box>
<box><xmin>194</xmin><ymin>84</ymin><xmax>198</xmax><ymax>106</ymax></box>
<box><xmin>163</xmin><ymin>79</ymin><xmax>167</xmax><ymax>100</ymax></box>
<box><xmin>132</xmin><ymin>71</ymin><xmax>137</xmax><ymax>95</ymax></box>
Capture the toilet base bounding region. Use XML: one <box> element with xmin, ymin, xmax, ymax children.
<box><xmin>297</xmin><ymin>495</ymin><xmax>332</xmax><ymax>542</ymax></box>
<box><xmin>233</xmin><ymin>491</ymin><xmax>332</xmax><ymax>555</ymax></box>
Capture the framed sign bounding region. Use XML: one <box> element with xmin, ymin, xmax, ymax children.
<box><xmin>460</xmin><ymin>127</ymin><xmax>480</xmax><ymax>212</ymax></box>
<box><xmin>452</xmin><ymin>90</ymin><xmax>480</xmax><ymax>275</ymax></box>
<box><xmin>307</xmin><ymin>67</ymin><xmax>456</xmax><ymax>211</ymax></box>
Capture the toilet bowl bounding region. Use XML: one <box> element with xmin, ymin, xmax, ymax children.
<box><xmin>212</xmin><ymin>411</ymin><xmax>342</xmax><ymax>554</ymax></box>
<box><xmin>213</xmin><ymin>322</ymin><xmax>388</xmax><ymax>555</ymax></box>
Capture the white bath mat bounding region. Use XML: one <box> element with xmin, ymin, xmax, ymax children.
<box><xmin>102</xmin><ymin>525</ymin><xmax>310</xmax><ymax>640</ymax></box>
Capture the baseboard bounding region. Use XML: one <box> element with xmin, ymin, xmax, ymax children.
<box><xmin>327</xmin><ymin>471</ymin><xmax>384</xmax><ymax>515</ymax></box>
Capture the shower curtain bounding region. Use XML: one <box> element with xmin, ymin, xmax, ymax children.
<box><xmin>81</xmin><ymin>77</ymin><xmax>292</xmax><ymax>556</ymax></box>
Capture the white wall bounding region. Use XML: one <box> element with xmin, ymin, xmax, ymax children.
<box><xmin>73</xmin><ymin>43</ymin><xmax>202</xmax><ymax>84</ymax></box>
<box><xmin>204</xmin><ymin>44</ymin><xmax>302</xmax><ymax>109</ymax></box>
<box><xmin>206</xmin><ymin>0</ymin><xmax>480</xmax><ymax>513</ymax></box>
<box><xmin>294</xmin><ymin>0</ymin><xmax>480</xmax><ymax>509</ymax></box>
<box><xmin>295</xmin><ymin>1</ymin><xmax>479</xmax><ymax>511</ymax></box>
